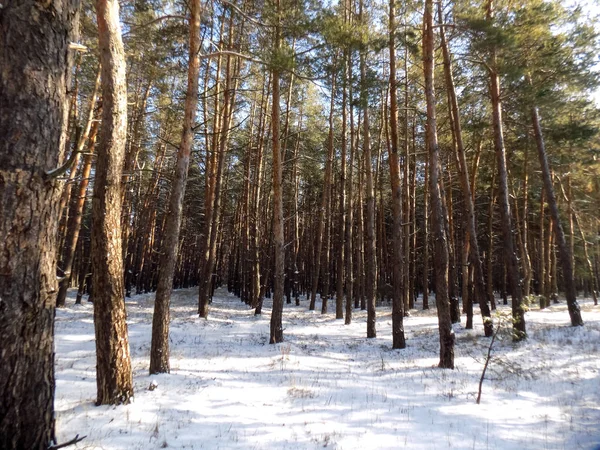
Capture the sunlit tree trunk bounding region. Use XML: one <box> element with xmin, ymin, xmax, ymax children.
<box><xmin>92</xmin><ymin>0</ymin><xmax>134</xmax><ymax>405</ymax></box>
<box><xmin>150</xmin><ymin>0</ymin><xmax>201</xmax><ymax>374</ymax></box>
<box><xmin>530</xmin><ymin>105</ymin><xmax>583</xmax><ymax>325</ymax></box>
<box><xmin>487</xmin><ymin>0</ymin><xmax>525</xmax><ymax>340</ymax></box>
<box><xmin>424</xmin><ymin>0</ymin><xmax>454</xmax><ymax>368</ymax></box>
<box><xmin>270</xmin><ymin>0</ymin><xmax>284</xmax><ymax>343</ymax></box>
<box><xmin>387</xmin><ymin>0</ymin><xmax>406</xmax><ymax>348</ymax></box>
<box><xmin>438</xmin><ymin>3</ymin><xmax>492</xmax><ymax>335</ymax></box>
<box><xmin>0</xmin><ymin>0</ymin><xmax>78</xmax><ymax>444</ymax></box>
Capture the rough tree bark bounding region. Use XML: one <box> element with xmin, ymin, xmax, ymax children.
<box><xmin>0</xmin><ymin>0</ymin><xmax>78</xmax><ymax>446</ymax></box>
<box><xmin>270</xmin><ymin>0</ymin><xmax>284</xmax><ymax>343</ymax></box>
<box><xmin>530</xmin><ymin>106</ymin><xmax>583</xmax><ymax>326</ymax></box>
<box><xmin>423</xmin><ymin>0</ymin><xmax>455</xmax><ymax>368</ymax></box>
<box><xmin>309</xmin><ymin>69</ymin><xmax>336</xmax><ymax>312</ymax></box>
<box><xmin>360</xmin><ymin>0</ymin><xmax>377</xmax><ymax>338</ymax></box>
<box><xmin>387</xmin><ymin>0</ymin><xmax>406</xmax><ymax>349</ymax></box>
<box><xmin>92</xmin><ymin>0</ymin><xmax>134</xmax><ymax>405</ymax></box>
<box><xmin>487</xmin><ymin>0</ymin><xmax>526</xmax><ymax>340</ymax></box>
<box><xmin>56</xmin><ymin>119</ymin><xmax>100</xmax><ymax>308</ymax></box>
<box><xmin>150</xmin><ymin>0</ymin><xmax>201</xmax><ymax>374</ymax></box>
<box><xmin>438</xmin><ymin>3</ymin><xmax>493</xmax><ymax>336</ymax></box>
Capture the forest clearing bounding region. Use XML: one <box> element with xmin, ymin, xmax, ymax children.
<box><xmin>54</xmin><ymin>288</ymin><xmax>600</xmax><ymax>449</ymax></box>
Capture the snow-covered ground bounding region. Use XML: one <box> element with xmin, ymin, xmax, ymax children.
<box><xmin>54</xmin><ymin>288</ymin><xmax>600</xmax><ymax>449</ymax></box>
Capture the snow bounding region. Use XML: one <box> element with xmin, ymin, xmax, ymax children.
<box><xmin>54</xmin><ymin>288</ymin><xmax>600</xmax><ymax>449</ymax></box>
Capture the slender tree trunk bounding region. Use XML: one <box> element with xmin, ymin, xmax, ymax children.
<box><xmin>57</xmin><ymin>69</ymin><xmax>101</xmax><ymax>245</ymax></box>
<box><xmin>253</xmin><ymin>74</ymin><xmax>270</xmax><ymax>314</ymax></box>
<box><xmin>487</xmin><ymin>0</ymin><xmax>525</xmax><ymax>340</ymax></box>
<box><xmin>0</xmin><ymin>0</ymin><xmax>78</xmax><ymax>445</ymax></box>
<box><xmin>360</xmin><ymin>0</ymin><xmax>377</xmax><ymax>338</ymax></box>
<box><xmin>520</xmin><ymin>144</ymin><xmax>533</xmax><ymax>297</ymax></box>
<box><xmin>438</xmin><ymin>4</ymin><xmax>493</xmax><ymax>336</ymax></box>
<box><xmin>422</xmin><ymin>145</ymin><xmax>430</xmax><ymax>311</ymax></box>
<box><xmin>92</xmin><ymin>0</ymin><xmax>134</xmax><ymax>405</ymax></box>
<box><xmin>270</xmin><ymin>1</ymin><xmax>284</xmax><ymax>343</ymax></box>
<box><xmin>424</xmin><ymin>0</ymin><xmax>454</xmax><ymax>368</ymax></box>
<box><xmin>199</xmin><ymin>49</ymin><xmax>237</xmax><ymax>317</ymax></box>
<box><xmin>387</xmin><ymin>0</ymin><xmax>406</xmax><ymax>349</ymax></box>
<box><xmin>310</xmin><ymin>69</ymin><xmax>336</xmax><ymax>311</ymax></box>
<box><xmin>530</xmin><ymin>106</ymin><xmax>583</xmax><ymax>325</ymax></box>
<box><xmin>149</xmin><ymin>0</ymin><xmax>201</xmax><ymax>374</ymax></box>
<box><xmin>345</xmin><ymin>48</ymin><xmax>355</xmax><ymax>324</ymax></box>
<box><xmin>56</xmin><ymin>119</ymin><xmax>100</xmax><ymax>307</ymax></box>
<box><xmin>539</xmin><ymin>184</ymin><xmax>546</xmax><ymax>301</ymax></box>
<box><xmin>336</xmin><ymin>49</ymin><xmax>348</xmax><ymax>320</ymax></box>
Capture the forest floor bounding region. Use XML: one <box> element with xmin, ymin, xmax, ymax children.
<box><xmin>55</xmin><ymin>287</ymin><xmax>600</xmax><ymax>449</ymax></box>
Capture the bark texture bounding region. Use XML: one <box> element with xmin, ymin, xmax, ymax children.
<box><xmin>531</xmin><ymin>106</ymin><xmax>583</xmax><ymax>326</ymax></box>
<box><xmin>150</xmin><ymin>0</ymin><xmax>201</xmax><ymax>374</ymax></box>
<box><xmin>270</xmin><ymin>2</ymin><xmax>284</xmax><ymax>343</ymax></box>
<box><xmin>423</xmin><ymin>0</ymin><xmax>455</xmax><ymax>369</ymax></box>
<box><xmin>92</xmin><ymin>0</ymin><xmax>134</xmax><ymax>405</ymax></box>
<box><xmin>387</xmin><ymin>0</ymin><xmax>406</xmax><ymax>349</ymax></box>
<box><xmin>0</xmin><ymin>0</ymin><xmax>78</xmax><ymax>446</ymax></box>
<box><xmin>437</xmin><ymin>4</ymin><xmax>493</xmax><ymax>336</ymax></box>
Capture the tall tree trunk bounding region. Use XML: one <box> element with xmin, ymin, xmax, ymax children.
<box><xmin>438</xmin><ymin>3</ymin><xmax>493</xmax><ymax>336</ymax></box>
<box><xmin>336</xmin><ymin>49</ymin><xmax>348</xmax><ymax>320</ymax></box>
<box><xmin>149</xmin><ymin>0</ymin><xmax>201</xmax><ymax>374</ymax></box>
<box><xmin>487</xmin><ymin>0</ymin><xmax>525</xmax><ymax>340</ymax></box>
<box><xmin>270</xmin><ymin>0</ymin><xmax>284</xmax><ymax>343</ymax></box>
<box><xmin>199</xmin><ymin>40</ymin><xmax>238</xmax><ymax>317</ymax></box>
<box><xmin>387</xmin><ymin>0</ymin><xmax>406</xmax><ymax>349</ymax></box>
<box><xmin>0</xmin><ymin>0</ymin><xmax>78</xmax><ymax>445</ymax></box>
<box><xmin>92</xmin><ymin>0</ymin><xmax>134</xmax><ymax>405</ymax></box>
<box><xmin>519</xmin><ymin>144</ymin><xmax>533</xmax><ymax>297</ymax></box>
<box><xmin>310</xmin><ymin>69</ymin><xmax>336</xmax><ymax>311</ymax></box>
<box><xmin>57</xmin><ymin>69</ymin><xmax>101</xmax><ymax>248</ymax></box>
<box><xmin>530</xmin><ymin>105</ymin><xmax>583</xmax><ymax>325</ymax></box>
<box><xmin>345</xmin><ymin>48</ymin><xmax>355</xmax><ymax>324</ymax></box>
<box><xmin>360</xmin><ymin>0</ymin><xmax>377</xmax><ymax>338</ymax></box>
<box><xmin>423</xmin><ymin>145</ymin><xmax>430</xmax><ymax>310</ymax></box>
<box><xmin>56</xmin><ymin>119</ymin><xmax>100</xmax><ymax>307</ymax></box>
<box><xmin>424</xmin><ymin>0</ymin><xmax>454</xmax><ymax>368</ymax></box>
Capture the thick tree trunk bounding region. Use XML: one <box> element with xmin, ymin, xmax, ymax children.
<box><xmin>387</xmin><ymin>0</ymin><xmax>406</xmax><ymax>349</ymax></box>
<box><xmin>424</xmin><ymin>0</ymin><xmax>454</xmax><ymax>368</ymax></box>
<box><xmin>92</xmin><ymin>0</ymin><xmax>134</xmax><ymax>405</ymax></box>
<box><xmin>150</xmin><ymin>0</ymin><xmax>201</xmax><ymax>374</ymax></box>
<box><xmin>530</xmin><ymin>106</ymin><xmax>583</xmax><ymax>325</ymax></box>
<box><xmin>0</xmin><ymin>0</ymin><xmax>78</xmax><ymax>445</ymax></box>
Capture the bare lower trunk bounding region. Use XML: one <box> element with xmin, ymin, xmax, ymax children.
<box><xmin>150</xmin><ymin>0</ymin><xmax>201</xmax><ymax>374</ymax></box>
<box><xmin>530</xmin><ymin>106</ymin><xmax>583</xmax><ymax>326</ymax></box>
<box><xmin>487</xmin><ymin>0</ymin><xmax>525</xmax><ymax>340</ymax></box>
<box><xmin>360</xmin><ymin>0</ymin><xmax>377</xmax><ymax>338</ymax></box>
<box><xmin>438</xmin><ymin>4</ymin><xmax>492</xmax><ymax>335</ymax></box>
<box><xmin>56</xmin><ymin>119</ymin><xmax>99</xmax><ymax>307</ymax></box>
<box><xmin>424</xmin><ymin>0</ymin><xmax>454</xmax><ymax>368</ymax></box>
<box><xmin>270</xmin><ymin>4</ymin><xmax>284</xmax><ymax>343</ymax></box>
<box><xmin>92</xmin><ymin>0</ymin><xmax>134</xmax><ymax>405</ymax></box>
<box><xmin>387</xmin><ymin>0</ymin><xmax>406</xmax><ymax>349</ymax></box>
